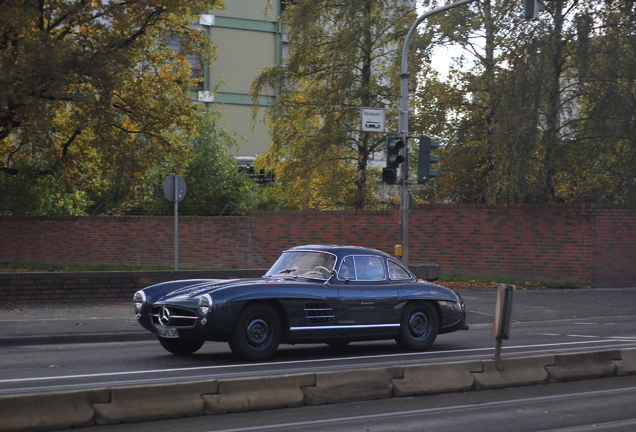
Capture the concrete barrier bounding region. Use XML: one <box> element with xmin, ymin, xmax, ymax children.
<box><xmin>0</xmin><ymin>389</ymin><xmax>109</xmax><ymax>432</ymax></box>
<box><xmin>614</xmin><ymin>347</ymin><xmax>636</xmax><ymax>376</ymax></box>
<box><xmin>2</xmin><ymin>348</ymin><xmax>635</xmax><ymax>432</ymax></box>
<box><xmin>93</xmin><ymin>381</ymin><xmax>217</xmax><ymax>424</ymax></box>
<box><xmin>472</xmin><ymin>355</ymin><xmax>555</xmax><ymax>389</ymax></box>
<box><xmin>545</xmin><ymin>350</ymin><xmax>620</xmax><ymax>382</ymax></box>
<box><xmin>392</xmin><ymin>360</ymin><xmax>482</xmax><ymax>396</ymax></box>
<box><xmin>302</xmin><ymin>366</ymin><xmax>402</xmax><ymax>405</ymax></box>
<box><xmin>409</xmin><ymin>263</ymin><xmax>441</xmax><ymax>282</ymax></box>
<box><xmin>204</xmin><ymin>373</ymin><xmax>315</xmax><ymax>414</ymax></box>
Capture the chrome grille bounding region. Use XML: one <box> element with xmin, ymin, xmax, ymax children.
<box><xmin>152</xmin><ymin>306</ymin><xmax>197</xmax><ymax>328</ymax></box>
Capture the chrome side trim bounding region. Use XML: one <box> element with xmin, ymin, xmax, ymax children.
<box><xmin>290</xmin><ymin>323</ymin><xmax>399</xmax><ymax>331</ymax></box>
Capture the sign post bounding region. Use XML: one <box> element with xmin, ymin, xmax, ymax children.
<box><xmin>492</xmin><ymin>283</ymin><xmax>516</xmax><ymax>370</ymax></box>
<box><xmin>163</xmin><ymin>175</ymin><xmax>187</xmax><ymax>271</ymax></box>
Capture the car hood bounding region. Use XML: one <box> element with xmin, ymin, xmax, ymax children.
<box><xmin>156</xmin><ymin>278</ymin><xmax>257</xmax><ymax>301</ymax></box>
<box><xmin>154</xmin><ymin>276</ymin><xmax>326</xmax><ymax>307</ymax></box>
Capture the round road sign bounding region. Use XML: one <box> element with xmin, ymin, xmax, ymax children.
<box><xmin>163</xmin><ymin>175</ymin><xmax>187</xmax><ymax>203</ymax></box>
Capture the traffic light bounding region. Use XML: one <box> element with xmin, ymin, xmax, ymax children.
<box><xmin>524</xmin><ymin>0</ymin><xmax>543</xmax><ymax>19</ymax></box>
<box><xmin>417</xmin><ymin>135</ymin><xmax>439</xmax><ymax>184</ymax></box>
<box><xmin>382</xmin><ymin>136</ymin><xmax>405</xmax><ymax>184</ymax></box>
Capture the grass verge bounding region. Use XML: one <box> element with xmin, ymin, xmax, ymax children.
<box><xmin>438</xmin><ymin>273</ymin><xmax>585</xmax><ymax>288</ymax></box>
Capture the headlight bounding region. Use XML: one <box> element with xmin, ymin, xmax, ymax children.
<box><xmin>198</xmin><ymin>294</ymin><xmax>213</xmax><ymax>317</ymax></box>
<box><xmin>456</xmin><ymin>293</ymin><xmax>466</xmax><ymax>312</ymax></box>
<box><xmin>133</xmin><ymin>290</ymin><xmax>146</xmax><ymax>313</ymax></box>
<box><xmin>448</xmin><ymin>301</ymin><xmax>461</xmax><ymax>312</ymax></box>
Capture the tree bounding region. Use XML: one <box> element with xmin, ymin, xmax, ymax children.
<box><xmin>574</xmin><ymin>0</ymin><xmax>636</xmax><ymax>203</ymax></box>
<box><xmin>129</xmin><ymin>108</ymin><xmax>268</xmax><ymax>216</ymax></box>
<box><xmin>414</xmin><ymin>0</ymin><xmax>614</xmax><ymax>204</ymax></box>
<box><xmin>0</xmin><ymin>0</ymin><xmax>220</xmax><ymax>215</ymax></box>
<box><xmin>179</xmin><ymin>109</ymin><xmax>267</xmax><ymax>216</ymax></box>
<box><xmin>251</xmin><ymin>0</ymin><xmax>423</xmax><ymax>210</ymax></box>
<box><xmin>413</xmin><ymin>0</ymin><xmax>517</xmax><ymax>203</ymax></box>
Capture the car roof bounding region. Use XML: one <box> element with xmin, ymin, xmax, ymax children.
<box><xmin>284</xmin><ymin>244</ymin><xmax>394</xmax><ymax>260</ymax></box>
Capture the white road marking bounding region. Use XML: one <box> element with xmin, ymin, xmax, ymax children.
<box><xmin>0</xmin><ymin>339</ymin><xmax>632</xmax><ymax>385</ymax></box>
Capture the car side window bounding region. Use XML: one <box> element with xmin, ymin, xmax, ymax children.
<box><xmin>354</xmin><ymin>256</ymin><xmax>385</xmax><ymax>281</ymax></box>
<box><xmin>388</xmin><ymin>260</ymin><xmax>412</xmax><ymax>280</ymax></box>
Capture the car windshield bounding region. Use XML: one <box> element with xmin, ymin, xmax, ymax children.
<box><xmin>266</xmin><ymin>251</ymin><xmax>336</xmax><ymax>280</ymax></box>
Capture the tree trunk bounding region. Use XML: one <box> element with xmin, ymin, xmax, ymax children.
<box><xmin>541</xmin><ymin>0</ymin><xmax>567</xmax><ymax>202</ymax></box>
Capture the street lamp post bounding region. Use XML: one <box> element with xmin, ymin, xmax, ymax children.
<box><xmin>398</xmin><ymin>0</ymin><xmax>477</xmax><ymax>267</ymax></box>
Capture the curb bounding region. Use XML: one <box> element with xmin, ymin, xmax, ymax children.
<box><xmin>1</xmin><ymin>347</ymin><xmax>635</xmax><ymax>432</ymax></box>
<box><xmin>0</xmin><ymin>332</ymin><xmax>154</xmax><ymax>347</ymax></box>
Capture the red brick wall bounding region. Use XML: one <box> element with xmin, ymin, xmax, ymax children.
<box><xmin>588</xmin><ymin>206</ymin><xmax>636</xmax><ymax>287</ymax></box>
<box><xmin>1</xmin><ymin>204</ymin><xmax>634</xmax><ymax>287</ymax></box>
<box><xmin>0</xmin><ymin>269</ymin><xmax>266</xmax><ymax>303</ymax></box>
<box><xmin>410</xmin><ymin>204</ymin><xmax>593</xmax><ymax>283</ymax></box>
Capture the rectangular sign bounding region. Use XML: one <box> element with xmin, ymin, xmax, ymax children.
<box><xmin>492</xmin><ymin>283</ymin><xmax>516</xmax><ymax>339</ymax></box>
<box><xmin>360</xmin><ymin>107</ymin><xmax>386</xmax><ymax>133</ymax></box>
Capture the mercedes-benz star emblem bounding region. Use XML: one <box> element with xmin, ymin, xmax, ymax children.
<box><xmin>158</xmin><ymin>307</ymin><xmax>171</xmax><ymax>326</ymax></box>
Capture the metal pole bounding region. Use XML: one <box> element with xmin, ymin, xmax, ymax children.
<box><xmin>174</xmin><ymin>175</ymin><xmax>179</xmax><ymax>271</ymax></box>
<box><xmin>398</xmin><ymin>0</ymin><xmax>477</xmax><ymax>267</ymax></box>
<box><xmin>494</xmin><ymin>337</ymin><xmax>504</xmax><ymax>370</ymax></box>
<box><xmin>399</xmin><ymin>69</ymin><xmax>409</xmax><ymax>265</ymax></box>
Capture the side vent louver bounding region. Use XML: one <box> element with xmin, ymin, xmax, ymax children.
<box><xmin>304</xmin><ymin>303</ymin><xmax>335</xmax><ymax>323</ymax></box>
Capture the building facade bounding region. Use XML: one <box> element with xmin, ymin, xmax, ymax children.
<box><xmin>192</xmin><ymin>0</ymin><xmax>286</xmax><ymax>157</ymax></box>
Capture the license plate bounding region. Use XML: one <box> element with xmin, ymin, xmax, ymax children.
<box><xmin>157</xmin><ymin>326</ymin><xmax>179</xmax><ymax>338</ymax></box>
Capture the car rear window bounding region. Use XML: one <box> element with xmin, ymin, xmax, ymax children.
<box><xmin>388</xmin><ymin>260</ymin><xmax>412</xmax><ymax>280</ymax></box>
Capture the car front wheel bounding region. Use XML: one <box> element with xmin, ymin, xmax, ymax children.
<box><xmin>396</xmin><ymin>302</ymin><xmax>439</xmax><ymax>351</ymax></box>
<box><xmin>158</xmin><ymin>337</ymin><xmax>205</xmax><ymax>355</ymax></box>
<box><xmin>229</xmin><ymin>303</ymin><xmax>281</xmax><ymax>361</ymax></box>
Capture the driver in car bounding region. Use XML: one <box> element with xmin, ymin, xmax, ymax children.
<box><xmin>355</xmin><ymin>256</ymin><xmax>385</xmax><ymax>280</ymax></box>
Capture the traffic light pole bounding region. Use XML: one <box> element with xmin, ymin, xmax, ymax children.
<box><xmin>398</xmin><ymin>0</ymin><xmax>477</xmax><ymax>267</ymax></box>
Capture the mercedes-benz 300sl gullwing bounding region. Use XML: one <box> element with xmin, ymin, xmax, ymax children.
<box><xmin>133</xmin><ymin>245</ymin><xmax>467</xmax><ymax>360</ymax></box>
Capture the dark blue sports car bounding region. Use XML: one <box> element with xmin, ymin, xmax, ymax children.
<box><xmin>134</xmin><ymin>245</ymin><xmax>467</xmax><ymax>360</ymax></box>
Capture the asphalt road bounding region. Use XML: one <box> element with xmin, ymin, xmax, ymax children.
<box><xmin>1</xmin><ymin>287</ymin><xmax>635</xmax><ymax>396</ymax></box>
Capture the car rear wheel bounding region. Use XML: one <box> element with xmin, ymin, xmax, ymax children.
<box><xmin>396</xmin><ymin>302</ymin><xmax>439</xmax><ymax>351</ymax></box>
<box><xmin>158</xmin><ymin>337</ymin><xmax>205</xmax><ymax>355</ymax></box>
<box><xmin>229</xmin><ymin>303</ymin><xmax>281</xmax><ymax>361</ymax></box>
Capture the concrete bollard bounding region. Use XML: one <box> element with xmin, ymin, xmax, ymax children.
<box><xmin>204</xmin><ymin>373</ymin><xmax>315</xmax><ymax>414</ymax></box>
<box><xmin>392</xmin><ymin>360</ymin><xmax>482</xmax><ymax>396</ymax></box>
<box><xmin>614</xmin><ymin>347</ymin><xmax>636</xmax><ymax>376</ymax></box>
<box><xmin>93</xmin><ymin>381</ymin><xmax>217</xmax><ymax>424</ymax></box>
<box><xmin>302</xmin><ymin>366</ymin><xmax>402</xmax><ymax>405</ymax></box>
<box><xmin>0</xmin><ymin>389</ymin><xmax>109</xmax><ymax>432</ymax></box>
<box><xmin>546</xmin><ymin>350</ymin><xmax>620</xmax><ymax>382</ymax></box>
<box><xmin>472</xmin><ymin>355</ymin><xmax>555</xmax><ymax>389</ymax></box>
